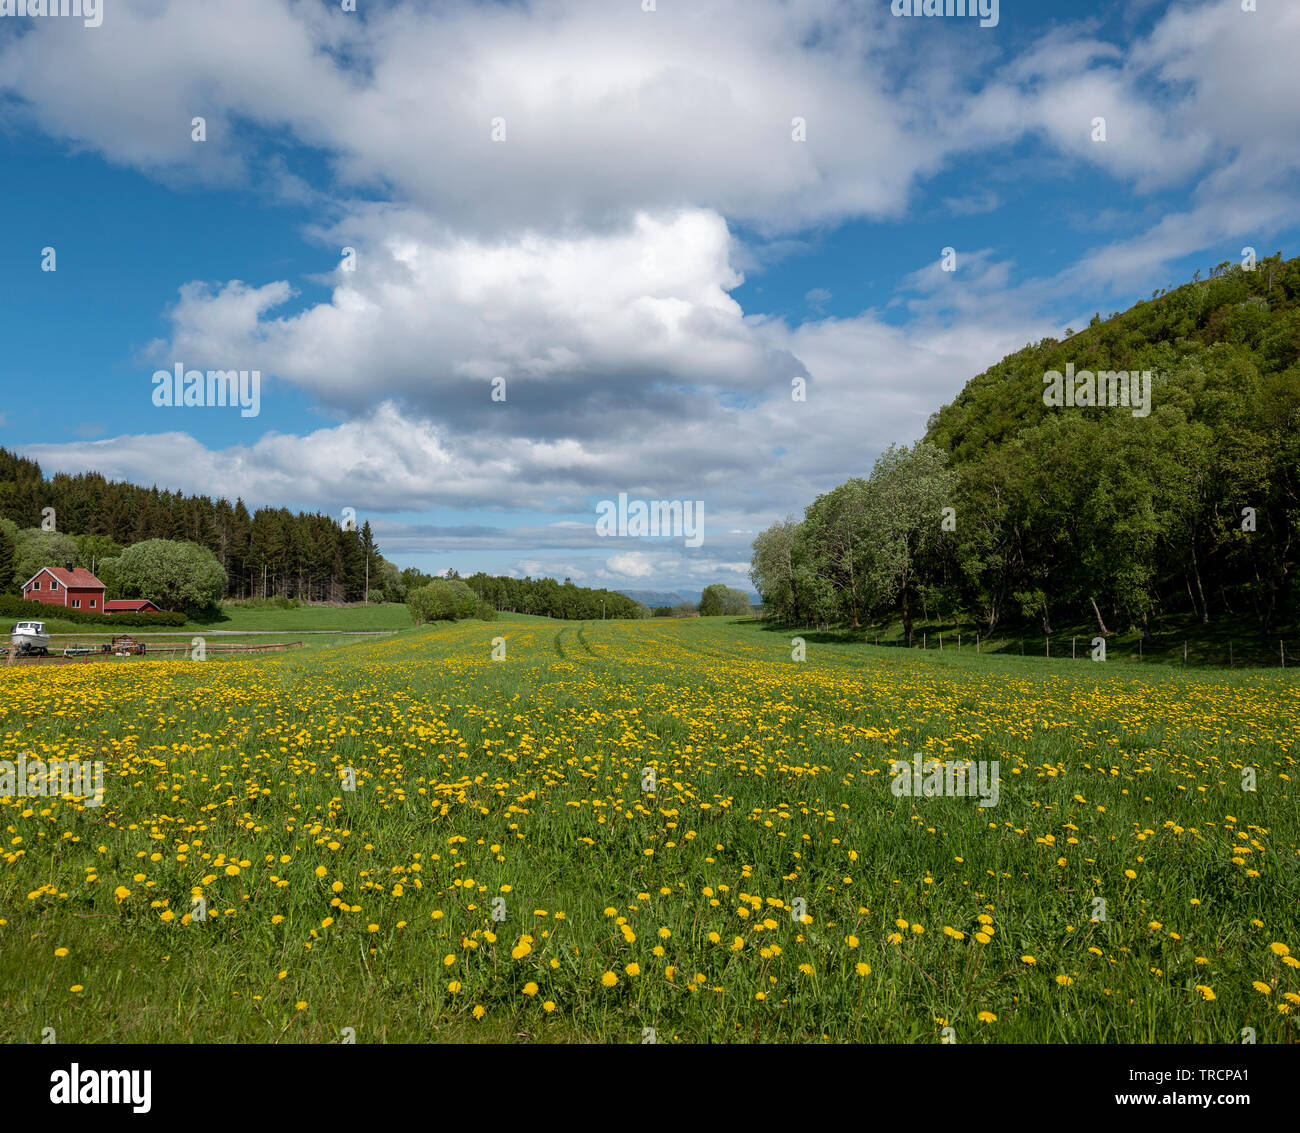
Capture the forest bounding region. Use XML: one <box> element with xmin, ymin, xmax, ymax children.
<box><xmin>751</xmin><ymin>254</ymin><xmax>1300</xmax><ymax>641</ymax></box>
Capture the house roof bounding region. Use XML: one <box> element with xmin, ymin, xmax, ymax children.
<box><xmin>104</xmin><ymin>599</ymin><xmax>159</xmax><ymax>611</ymax></box>
<box><xmin>21</xmin><ymin>566</ymin><xmax>106</xmax><ymax>590</ymax></box>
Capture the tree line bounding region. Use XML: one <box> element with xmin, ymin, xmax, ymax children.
<box><xmin>752</xmin><ymin>255</ymin><xmax>1300</xmax><ymax>641</ymax></box>
<box><xmin>437</xmin><ymin>571</ymin><xmax>647</xmax><ymax>620</ymax></box>
<box><xmin>0</xmin><ymin>449</ymin><xmax>382</xmax><ymax>603</ymax></box>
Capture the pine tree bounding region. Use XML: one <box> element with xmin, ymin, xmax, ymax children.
<box><xmin>0</xmin><ymin>525</ymin><xmax>15</xmax><ymax>593</ymax></box>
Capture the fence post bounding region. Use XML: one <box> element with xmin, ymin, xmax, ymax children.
<box><xmin>1072</xmin><ymin>636</ymin><xmax>1076</xmax><ymax>659</ymax></box>
<box><xmin>939</xmin><ymin>633</ymin><xmax>943</xmax><ymax>651</ymax></box>
<box><xmin>958</xmin><ymin>633</ymin><xmax>962</xmax><ymax>651</ymax></box>
<box><xmin>1183</xmin><ymin>641</ymin><xmax>1188</xmax><ymax>665</ymax></box>
<box><xmin>1046</xmin><ymin>637</ymin><xmax>1050</xmax><ymax>658</ymax></box>
<box><xmin>923</xmin><ymin>633</ymin><xmax>927</xmax><ymax>650</ymax></box>
<box><xmin>975</xmin><ymin>634</ymin><xmax>979</xmax><ymax>654</ymax></box>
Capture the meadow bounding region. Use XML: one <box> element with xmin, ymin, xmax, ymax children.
<box><xmin>1</xmin><ymin>616</ymin><xmax>1296</xmax><ymax>1043</ymax></box>
<box><xmin>5</xmin><ymin>600</ymin><xmax>414</xmax><ymax>640</ymax></box>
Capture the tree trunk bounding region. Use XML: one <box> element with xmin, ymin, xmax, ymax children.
<box><xmin>1089</xmin><ymin>595</ymin><xmax>1110</xmax><ymax>636</ymax></box>
<box><xmin>1190</xmin><ymin>542</ymin><xmax>1209</xmax><ymax>625</ymax></box>
<box><xmin>1184</xmin><ymin>573</ymin><xmax>1199</xmax><ymax>621</ymax></box>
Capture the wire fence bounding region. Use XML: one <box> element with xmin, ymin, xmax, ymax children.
<box><xmin>865</xmin><ymin>631</ymin><xmax>1298</xmax><ymax>669</ymax></box>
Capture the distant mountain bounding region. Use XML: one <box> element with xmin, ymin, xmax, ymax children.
<box><xmin>615</xmin><ymin>588</ymin><xmax>761</xmax><ymax>608</ymax></box>
<box><xmin>615</xmin><ymin>589</ymin><xmax>697</xmax><ymax>607</ymax></box>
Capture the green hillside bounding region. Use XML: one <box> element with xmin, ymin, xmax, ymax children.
<box><xmin>753</xmin><ymin>255</ymin><xmax>1300</xmax><ymax>647</ymax></box>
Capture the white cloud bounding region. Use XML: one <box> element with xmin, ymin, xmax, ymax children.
<box><xmin>604</xmin><ymin>552</ymin><xmax>657</xmax><ymax>580</ymax></box>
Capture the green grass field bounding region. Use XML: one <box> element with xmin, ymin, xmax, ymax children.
<box><xmin>4</xmin><ymin>600</ymin><xmax>416</xmax><ymax>640</ymax></box>
<box><xmin>1</xmin><ymin>616</ymin><xmax>1296</xmax><ymax>1043</ymax></box>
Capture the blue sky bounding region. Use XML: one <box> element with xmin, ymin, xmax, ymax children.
<box><xmin>2</xmin><ymin>0</ymin><xmax>1298</xmax><ymax>593</ymax></box>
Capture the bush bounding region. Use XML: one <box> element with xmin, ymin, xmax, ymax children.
<box><xmin>114</xmin><ymin>539</ymin><xmax>227</xmax><ymax>613</ymax></box>
<box><xmin>699</xmin><ymin>584</ymin><xmax>752</xmax><ymax>617</ymax></box>
<box><xmin>0</xmin><ymin>596</ymin><xmax>186</xmax><ymax>627</ymax></box>
<box><xmin>407</xmin><ymin>578</ymin><xmax>480</xmax><ymax>624</ymax></box>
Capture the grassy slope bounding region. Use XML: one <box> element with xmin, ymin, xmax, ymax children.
<box><xmin>0</xmin><ymin>616</ymin><xmax>1295</xmax><ymax>1043</ymax></box>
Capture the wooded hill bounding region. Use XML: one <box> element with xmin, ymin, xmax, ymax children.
<box><xmin>0</xmin><ymin>449</ymin><xmax>379</xmax><ymax>603</ymax></box>
<box><xmin>752</xmin><ymin>253</ymin><xmax>1300</xmax><ymax>640</ymax></box>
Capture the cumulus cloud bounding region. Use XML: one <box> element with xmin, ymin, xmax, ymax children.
<box><xmin>152</xmin><ymin>208</ymin><xmax>802</xmax><ymax>434</ymax></box>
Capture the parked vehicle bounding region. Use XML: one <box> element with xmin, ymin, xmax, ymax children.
<box><xmin>103</xmin><ymin>635</ymin><xmax>147</xmax><ymax>656</ymax></box>
<box><xmin>10</xmin><ymin>621</ymin><xmax>51</xmax><ymax>656</ymax></box>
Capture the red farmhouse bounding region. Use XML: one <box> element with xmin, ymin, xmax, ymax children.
<box><xmin>21</xmin><ymin>564</ymin><xmax>107</xmax><ymax>611</ymax></box>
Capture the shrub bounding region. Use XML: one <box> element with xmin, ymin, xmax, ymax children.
<box><xmin>407</xmin><ymin>579</ymin><xmax>480</xmax><ymax>624</ymax></box>
<box><xmin>699</xmin><ymin>584</ymin><xmax>752</xmax><ymax>617</ymax></box>
<box><xmin>114</xmin><ymin>539</ymin><xmax>227</xmax><ymax>613</ymax></box>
